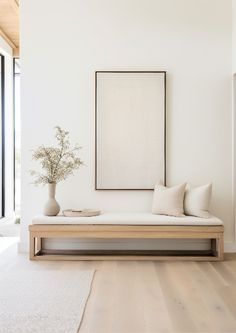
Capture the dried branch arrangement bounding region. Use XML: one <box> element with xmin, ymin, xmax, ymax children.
<box><xmin>30</xmin><ymin>126</ymin><xmax>83</xmax><ymax>185</ymax></box>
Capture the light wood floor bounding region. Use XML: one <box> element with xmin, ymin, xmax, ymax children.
<box><xmin>1</xmin><ymin>241</ymin><xmax>236</xmax><ymax>333</ymax></box>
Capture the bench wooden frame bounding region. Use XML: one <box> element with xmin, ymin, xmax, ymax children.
<box><xmin>29</xmin><ymin>224</ymin><xmax>224</xmax><ymax>261</ymax></box>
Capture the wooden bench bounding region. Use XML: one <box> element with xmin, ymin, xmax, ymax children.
<box><xmin>29</xmin><ymin>213</ymin><xmax>224</xmax><ymax>261</ymax></box>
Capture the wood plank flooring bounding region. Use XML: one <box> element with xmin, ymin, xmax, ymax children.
<box><xmin>1</xmin><ymin>241</ymin><xmax>236</xmax><ymax>333</ymax></box>
<box><xmin>79</xmin><ymin>259</ymin><xmax>236</xmax><ymax>333</ymax></box>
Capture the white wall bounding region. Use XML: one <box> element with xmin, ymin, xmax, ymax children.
<box><xmin>20</xmin><ymin>0</ymin><xmax>233</xmax><ymax>249</ymax></box>
<box><xmin>233</xmin><ymin>0</ymin><xmax>236</xmax><ymax>73</ymax></box>
<box><xmin>0</xmin><ymin>36</ymin><xmax>12</xmax><ymax>56</ymax></box>
<box><xmin>232</xmin><ymin>0</ymin><xmax>236</xmax><ymax>246</ymax></box>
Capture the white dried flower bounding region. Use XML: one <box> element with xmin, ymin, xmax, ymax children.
<box><xmin>30</xmin><ymin>126</ymin><xmax>84</xmax><ymax>185</ymax></box>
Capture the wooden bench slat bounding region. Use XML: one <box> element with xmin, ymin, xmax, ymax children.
<box><xmin>29</xmin><ymin>224</ymin><xmax>224</xmax><ymax>232</ymax></box>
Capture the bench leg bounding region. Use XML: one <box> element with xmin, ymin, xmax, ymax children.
<box><xmin>217</xmin><ymin>234</ymin><xmax>224</xmax><ymax>261</ymax></box>
<box><xmin>36</xmin><ymin>237</ymin><xmax>42</xmax><ymax>254</ymax></box>
<box><xmin>211</xmin><ymin>235</ymin><xmax>224</xmax><ymax>261</ymax></box>
<box><xmin>29</xmin><ymin>234</ymin><xmax>35</xmax><ymax>260</ymax></box>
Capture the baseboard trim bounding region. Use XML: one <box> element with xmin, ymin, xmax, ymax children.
<box><xmin>18</xmin><ymin>241</ymin><xmax>28</xmax><ymax>253</ymax></box>
<box><xmin>224</xmin><ymin>241</ymin><xmax>236</xmax><ymax>252</ymax></box>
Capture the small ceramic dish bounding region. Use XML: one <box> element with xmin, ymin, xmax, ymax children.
<box><xmin>62</xmin><ymin>209</ymin><xmax>101</xmax><ymax>217</ymax></box>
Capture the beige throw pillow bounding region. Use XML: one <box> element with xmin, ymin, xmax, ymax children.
<box><xmin>152</xmin><ymin>183</ymin><xmax>186</xmax><ymax>217</ymax></box>
<box><xmin>184</xmin><ymin>183</ymin><xmax>212</xmax><ymax>218</ymax></box>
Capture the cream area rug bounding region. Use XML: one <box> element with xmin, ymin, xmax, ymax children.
<box><xmin>0</xmin><ymin>270</ymin><xmax>95</xmax><ymax>333</ymax></box>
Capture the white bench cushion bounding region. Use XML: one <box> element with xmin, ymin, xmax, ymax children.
<box><xmin>32</xmin><ymin>212</ymin><xmax>223</xmax><ymax>226</ymax></box>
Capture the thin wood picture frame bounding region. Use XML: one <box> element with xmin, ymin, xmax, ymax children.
<box><xmin>95</xmin><ymin>71</ymin><xmax>166</xmax><ymax>190</ymax></box>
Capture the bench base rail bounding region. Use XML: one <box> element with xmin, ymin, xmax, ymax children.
<box><xmin>29</xmin><ymin>224</ymin><xmax>224</xmax><ymax>261</ymax></box>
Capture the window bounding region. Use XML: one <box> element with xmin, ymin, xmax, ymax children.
<box><xmin>0</xmin><ymin>54</ymin><xmax>5</xmax><ymax>218</ymax></box>
<box><xmin>14</xmin><ymin>59</ymin><xmax>20</xmax><ymax>214</ymax></box>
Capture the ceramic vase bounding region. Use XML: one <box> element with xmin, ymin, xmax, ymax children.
<box><xmin>43</xmin><ymin>182</ymin><xmax>60</xmax><ymax>216</ymax></box>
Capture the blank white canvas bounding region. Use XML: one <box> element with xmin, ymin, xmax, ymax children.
<box><xmin>96</xmin><ymin>72</ymin><xmax>165</xmax><ymax>189</ymax></box>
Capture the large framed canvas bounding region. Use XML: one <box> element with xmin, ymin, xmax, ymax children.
<box><xmin>95</xmin><ymin>71</ymin><xmax>166</xmax><ymax>190</ymax></box>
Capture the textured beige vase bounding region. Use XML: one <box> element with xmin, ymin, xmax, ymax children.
<box><xmin>43</xmin><ymin>183</ymin><xmax>60</xmax><ymax>216</ymax></box>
